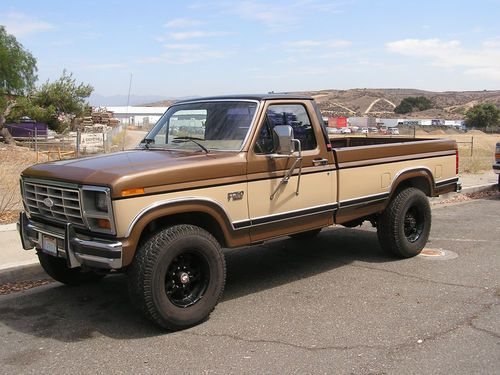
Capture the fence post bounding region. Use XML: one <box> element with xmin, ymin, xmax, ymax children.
<box><xmin>34</xmin><ymin>127</ymin><xmax>38</xmax><ymax>153</ymax></box>
<box><xmin>470</xmin><ymin>136</ymin><xmax>474</xmax><ymax>157</ymax></box>
<box><xmin>102</xmin><ymin>129</ymin><xmax>106</xmax><ymax>153</ymax></box>
<box><xmin>76</xmin><ymin>129</ymin><xmax>80</xmax><ymax>158</ymax></box>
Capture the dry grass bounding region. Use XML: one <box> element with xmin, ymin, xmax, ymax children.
<box><xmin>0</xmin><ymin>145</ymin><xmax>38</xmax><ymax>223</ymax></box>
<box><xmin>435</xmin><ymin>132</ymin><xmax>497</xmax><ymax>173</ymax></box>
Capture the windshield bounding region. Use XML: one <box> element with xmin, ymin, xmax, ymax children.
<box><xmin>141</xmin><ymin>101</ymin><xmax>258</xmax><ymax>152</ymax></box>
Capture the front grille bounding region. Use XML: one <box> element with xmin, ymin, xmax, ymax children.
<box><xmin>23</xmin><ymin>181</ymin><xmax>85</xmax><ymax>226</ymax></box>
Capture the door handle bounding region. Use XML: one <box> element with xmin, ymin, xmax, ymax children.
<box><xmin>312</xmin><ymin>158</ymin><xmax>328</xmax><ymax>166</ymax></box>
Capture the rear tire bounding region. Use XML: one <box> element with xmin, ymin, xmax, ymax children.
<box><xmin>377</xmin><ymin>188</ymin><xmax>431</xmax><ymax>258</ymax></box>
<box><xmin>127</xmin><ymin>224</ymin><xmax>226</xmax><ymax>331</ymax></box>
<box><xmin>37</xmin><ymin>252</ymin><xmax>105</xmax><ymax>285</ymax></box>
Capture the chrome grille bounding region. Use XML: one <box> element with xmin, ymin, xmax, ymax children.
<box><xmin>23</xmin><ymin>181</ymin><xmax>85</xmax><ymax>226</ymax></box>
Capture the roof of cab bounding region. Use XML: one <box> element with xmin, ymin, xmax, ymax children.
<box><xmin>175</xmin><ymin>94</ymin><xmax>313</xmax><ymax>104</ymax></box>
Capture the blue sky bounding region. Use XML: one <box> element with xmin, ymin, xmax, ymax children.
<box><xmin>1</xmin><ymin>0</ymin><xmax>499</xmax><ymax>100</ymax></box>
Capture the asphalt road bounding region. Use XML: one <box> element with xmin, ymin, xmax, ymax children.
<box><xmin>1</xmin><ymin>197</ymin><xmax>499</xmax><ymax>374</ymax></box>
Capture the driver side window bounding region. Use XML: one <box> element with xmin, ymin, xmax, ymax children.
<box><xmin>254</xmin><ymin>104</ymin><xmax>317</xmax><ymax>154</ymax></box>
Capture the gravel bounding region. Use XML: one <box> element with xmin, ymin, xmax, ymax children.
<box><xmin>0</xmin><ymin>279</ymin><xmax>54</xmax><ymax>295</ymax></box>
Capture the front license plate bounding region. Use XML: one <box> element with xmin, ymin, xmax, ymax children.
<box><xmin>41</xmin><ymin>235</ymin><xmax>58</xmax><ymax>256</ymax></box>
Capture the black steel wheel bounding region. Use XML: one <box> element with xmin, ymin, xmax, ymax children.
<box><xmin>403</xmin><ymin>206</ymin><xmax>424</xmax><ymax>243</ymax></box>
<box><xmin>377</xmin><ymin>187</ymin><xmax>431</xmax><ymax>258</ymax></box>
<box><xmin>127</xmin><ymin>224</ymin><xmax>225</xmax><ymax>331</ymax></box>
<box><xmin>165</xmin><ymin>251</ymin><xmax>210</xmax><ymax>308</ymax></box>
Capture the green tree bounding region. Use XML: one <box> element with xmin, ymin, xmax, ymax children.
<box><xmin>8</xmin><ymin>70</ymin><xmax>93</xmax><ymax>133</ymax></box>
<box><xmin>394</xmin><ymin>96</ymin><xmax>433</xmax><ymax>114</ymax></box>
<box><xmin>465</xmin><ymin>103</ymin><xmax>500</xmax><ymax>128</ymax></box>
<box><xmin>0</xmin><ymin>26</ymin><xmax>37</xmax><ymax>143</ymax></box>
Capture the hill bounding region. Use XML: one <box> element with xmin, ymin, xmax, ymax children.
<box><xmin>305</xmin><ymin>89</ymin><xmax>500</xmax><ymax>119</ymax></box>
<box><xmin>144</xmin><ymin>89</ymin><xmax>500</xmax><ymax>119</ymax></box>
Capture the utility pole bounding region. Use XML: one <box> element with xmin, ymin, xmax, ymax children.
<box><xmin>123</xmin><ymin>73</ymin><xmax>133</xmax><ymax>151</ymax></box>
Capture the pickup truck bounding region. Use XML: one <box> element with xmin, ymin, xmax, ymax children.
<box><xmin>18</xmin><ymin>94</ymin><xmax>460</xmax><ymax>330</ymax></box>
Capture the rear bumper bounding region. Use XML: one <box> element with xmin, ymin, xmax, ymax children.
<box><xmin>17</xmin><ymin>212</ymin><xmax>123</xmax><ymax>270</ymax></box>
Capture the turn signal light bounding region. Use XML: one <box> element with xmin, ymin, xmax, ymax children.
<box><xmin>98</xmin><ymin>219</ymin><xmax>111</xmax><ymax>229</ymax></box>
<box><xmin>121</xmin><ymin>188</ymin><xmax>145</xmax><ymax>197</ymax></box>
<box><xmin>455</xmin><ymin>150</ymin><xmax>459</xmax><ymax>175</ymax></box>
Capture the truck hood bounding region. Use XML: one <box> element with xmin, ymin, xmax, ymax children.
<box><xmin>22</xmin><ymin>149</ymin><xmax>247</xmax><ymax>198</ymax></box>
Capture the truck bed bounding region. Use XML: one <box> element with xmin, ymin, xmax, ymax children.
<box><xmin>329</xmin><ymin>137</ymin><xmax>457</xmax><ymax>166</ymax></box>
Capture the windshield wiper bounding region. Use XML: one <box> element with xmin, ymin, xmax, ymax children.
<box><xmin>173</xmin><ymin>136</ymin><xmax>209</xmax><ymax>153</ymax></box>
<box><xmin>140</xmin><ymin>138</ymin><xmax>155</xmax><ymax>150</ymax></box>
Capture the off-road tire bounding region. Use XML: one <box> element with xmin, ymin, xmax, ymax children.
<box><xmin>377</xmin><ymin>187</ymin><xmax>431</xmax><ymax>258</ymax></box>
<box><xmin>37</xmin><ymin>252</ymin><xmax>106</xmax><ymax>285</ymax></box>
<box><xmin>289</xmin><ymin>228</ymin><xmax>322</xmax><ymax>240</ymax></box>
<box><xmin>127</xmin><ymin>224</ymin><xmax>226</xmax><ymax>331</ymax></box>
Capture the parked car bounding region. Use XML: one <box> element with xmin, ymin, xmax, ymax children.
<box><xmin>388</xmin><ymin>127</ymin><xmax>400</xmax><ymax>135</ymax></box>
<box><xmin>327</xmin><ymin>127</ymin><xmax>342</xmax><ymax>135</ymax></box>
<box><xmin>494</xmin><ymin>141</ymin><xmax>500</xmax><ymax>191</ymax></box>
<box><xmin>369</xmin><ymin>127</ymin><xmax>379</xmax><ymax>133</ymax></box>
<box><xmin>361</xmin><ymin>128</ymin><xmax>369</xmax><ymax>134</ymax></box>
<box><xmin>340</xmin><ymin>127</ymin><xmax>352</xmax><ymax>134</ymax></box>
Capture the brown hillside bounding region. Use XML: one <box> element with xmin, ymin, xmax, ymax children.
<box><xmin>143</xmin><ymin>89</ymin><xmax>500</xmax><ymax>120</ymax></box>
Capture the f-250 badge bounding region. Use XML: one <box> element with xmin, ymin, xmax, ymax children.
<box><xmin>227</xmin><ymin>191</ymin><xmax>244</xmax><ymax>201</ymax></box>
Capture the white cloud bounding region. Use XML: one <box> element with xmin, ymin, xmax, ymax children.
<box><xmin>164</xmin><ymin>18</ymin><xmax>204</xmax><ymax>28</ymax></box>
<box><xmin>220</xmin><ymin>1</ymin><xmax>343</xmax><ymax>31</ymax></box>
<box><xmin>225</xmin><ymin>1</ymin><xmax>297</xmax><ymax>30</ymax></box>
<box><xmin>84</xmin><ymin>63</ymin><xmax>127</xmax><ymax>70</ymax></box>
<box><xmin>286</xmin><ymin>39</ymin><xmax>351</xmax><ymax>49</ymax></box>
<box><xmin>138</xmin><ymin>44</ymin><xmax>229</xmax><ymax>65</ymax></box>
<box><xmin>164</xmin><ymin>43</ymin><xmax>204</xmax><ymax>51</ymax></box>
<box><xmin>0</xmin><ymin>12</ymin><xmax>54</xmax><ymax>37</ymax></box>
<box><xmin>386</xmin><ymin>38</ymin><xmax>500</xmax><ymax>81</ymax></box>
<box><xmin>168</xmin><ymin>30</ymin><xmax>225</xmax><ymax>40</ymax></box>
<box><xmin>483</xmin><ymin>37</ymin><xmax>500</xmax><ymax>49</ymax></box>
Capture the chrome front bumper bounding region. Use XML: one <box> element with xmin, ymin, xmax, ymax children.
<box><xmin>18</xmin><ymin>212</ymin><xmax>123</xmax><ymax>270</ymax></box>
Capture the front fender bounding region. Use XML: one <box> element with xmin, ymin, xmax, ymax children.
<box><xmin>120</xmin><ymin>198</ymin><xmax>250</xmax><ymax>266</ymax></box>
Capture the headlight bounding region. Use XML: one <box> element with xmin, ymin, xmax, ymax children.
<box><xmin>81</xmin><ymin>186</ymin><xmax>116</xmax><ymax>235</ymax></box>
<box><xmin>95</xmin><ymin>192</ymin><xmax>109</xmax><ymax>212</ymax></box>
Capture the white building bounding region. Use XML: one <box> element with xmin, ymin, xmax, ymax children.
<box><xmin>106</xmin><ymin>106</ymin><xmax>168</xmax><ymax>127</ymax></box>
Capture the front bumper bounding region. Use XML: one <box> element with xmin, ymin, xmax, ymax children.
<box><xmin>18</xmin><ymin>212</ymin><xmax>123</xmax><ymax>270</ymax></box>
<box><xmin>493</xmin><ymin>163</ymin><xmax>500</xmax><ymax>175</ymax></box>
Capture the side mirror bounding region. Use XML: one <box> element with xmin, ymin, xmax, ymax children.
<box><xmin>273</xmin><ymin>125</ymin><xmax>295</xmax><ymax>155</ymax></box>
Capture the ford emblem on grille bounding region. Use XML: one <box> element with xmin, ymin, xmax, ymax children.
<box><xmin>43</xmin><ymin>197</ymin><xmax>54</xmax><ymax>208</ymax></box>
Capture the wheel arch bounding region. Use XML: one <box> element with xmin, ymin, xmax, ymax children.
<box><xmin>387</xmin><ymin>167</ymin><xmax>435</xmax><ymax>204</ymax></box>
<box><xmin>121</xmin><ymin>199</ymin><xmax>249</xmax><ymax>266</ymax></box>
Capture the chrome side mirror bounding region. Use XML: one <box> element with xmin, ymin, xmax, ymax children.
<box><xmin>273</xmin><ymin>125</ymin><xmax>295</xmax><ymax>155</ymax></box>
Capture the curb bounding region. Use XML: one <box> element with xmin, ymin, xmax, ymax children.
<box><xmin>431</xmin><ymin>182</ymin><xmax>498</xmax><ymax>202</ymax></box>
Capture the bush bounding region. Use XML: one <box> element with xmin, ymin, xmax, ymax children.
<box><xmin>395</xmin><ymin>96</ymin><xmax>433</xmax><ymax>114</ymax></box>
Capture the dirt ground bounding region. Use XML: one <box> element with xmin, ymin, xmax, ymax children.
<box><xmin>0</xmin><ymin>131</ymin><xmax>498</xmax><ymax>223</ymax></box>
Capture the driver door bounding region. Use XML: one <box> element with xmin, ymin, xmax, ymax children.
<box><xmin>246</xmin><ymin>101</ymin><xmax>335</xmax><ymax>242</ymax></box>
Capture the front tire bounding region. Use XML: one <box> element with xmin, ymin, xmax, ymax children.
<box><xmin>377</xmin><ymin>187</ymin><xmax>431</xmax><ymax>258</ymax></box>
<box><xmin>127</xmin><ymin>224</ymin><xmax>226</xmax><ymax>331</ymax></box>
<box><xmin>37</xmin><ymin>252</ymin><xmax>105</xmax><ymax>285</ymax></box>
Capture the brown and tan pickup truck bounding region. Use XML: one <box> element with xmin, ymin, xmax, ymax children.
<box><xmin>18</xmin><ymin>94</ymin><xmax>460</xmax><ymax>330</ymax></box>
